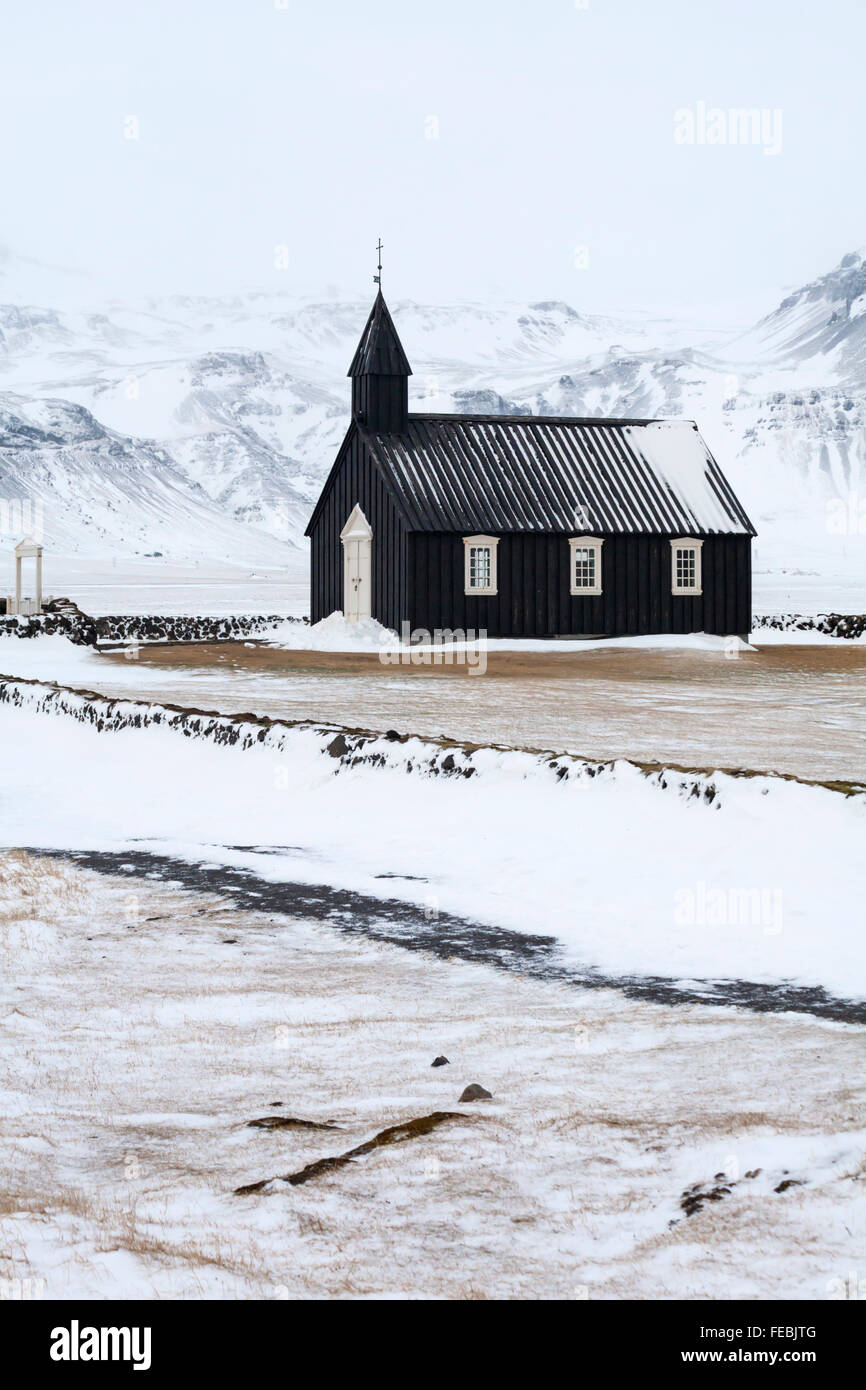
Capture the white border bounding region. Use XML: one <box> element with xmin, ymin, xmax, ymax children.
<box><xmin>569</xmin><ymin>536</ymin><xmax>604</xmax><ymax>596</ymax></box>
<box><xmin>670</xmin><ymin>537</ymin><xmax>703</xmax><ymax>596</ymax></box>
<box><xmin>463</xmin><ymin>535</ymin><xmax>499</xmax><ymax>595</ymax></box>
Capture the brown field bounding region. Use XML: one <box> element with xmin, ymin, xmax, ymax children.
<box><xmin>105</xmin><ymin>637</ymin><xmax>866</xmax><ymax>682</ymax></box>
<box><xmin>91</xmin><ymin>639</ymin><xmax>866</xmax><ymax>783</ymax></box>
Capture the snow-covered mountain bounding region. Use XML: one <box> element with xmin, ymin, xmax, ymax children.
<box><xmin>730</xmin><ymin>248</ymin><xmax>866</xmax><ymax>378</ymax></box>
<box><xmin>1</xmin><ymin>246</ymin><xmax>864</xmax><ymax>609</ymax></box>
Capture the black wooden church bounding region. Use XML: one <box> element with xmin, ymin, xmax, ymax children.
<box><xmin>306</xmin><ymin>292</ymin><xmax>755</xmax><ymax>639</ymax></box>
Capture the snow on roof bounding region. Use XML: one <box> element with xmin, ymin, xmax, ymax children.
<box><xmin>622</xmin><ymin>421</ymin><xmax>746</xmax><ymax>536</ymax></box>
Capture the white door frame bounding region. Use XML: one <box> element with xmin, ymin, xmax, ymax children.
<box><xmin>340</xmin><ymin>504</ymin><xmax>373</xmax><ymax>621</ymax></box>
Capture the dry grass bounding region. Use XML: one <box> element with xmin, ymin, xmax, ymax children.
<box><xmin>1</xmin><ymin>849</ymin><xmax>865</xmax><ymax>1300</ymax></box>
<box><xmin>93</xmin><ymin>639</ymin><xmax>866</xmax><ymax>783</ymax></box>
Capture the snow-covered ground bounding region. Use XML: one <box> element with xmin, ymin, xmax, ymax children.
<box><xmin>1</xmin><ymin>850</ymin><xmax>864</xmax><ymax>1300</ymax></box>
<box><xmin>0</xmin><ymin>677</ymin><xmax>863</xmax><ymax>1001</ymax></box>
<box><xmin>750</xmin><ymin>626</ymin><xmax>866</xmax><ymax>645</ymax></box>
<box><xmin>2</xmin><ymin>631</ymin><xmax>863</xmax><ymax>784</ymax></box>
<box><xmin>264</xmin><ymin>612</ymin><xmax>864</xmax><ymax>653</ymax></box>
<box><xmin>266</xmin><ymin>613</ymin><xmax>759</xmax><ymax>655</ymax></box>
<box><xmin>1</xmin><ymin>634</ymin><xmax>863</xmax><ymax>1301</ymax></box>
<box><xmin>23</xmin><ymin>555</ymin><xmax>310</xmax><ymax>619</ymax></box>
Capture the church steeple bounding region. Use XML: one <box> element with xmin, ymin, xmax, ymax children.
<box><xmin>348</xmin><ymin>290</ymin><xmax>412</xmax><ymax>433</ymax></box>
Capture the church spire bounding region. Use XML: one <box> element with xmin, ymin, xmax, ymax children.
<box><xmin>348</xmin><ymin>290</ymin><xmax>412</xmax><ymax>433</ymax></box>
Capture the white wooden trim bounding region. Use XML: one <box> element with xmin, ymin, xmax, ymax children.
<box><xmin>341</xmin><ymin>505</ymin><xmax>373</xmax><ymax>620</ymax></box>
<box><xmin>670</xmin><ymin>537</ymin><xmax>704</xmax><ymax>596</ymax></box>
<box><xmin>13</xmin><ymin>537</ymin><xmax>45</xmax><ymax>614</ymax></box>
<box><xmin>14</xmin><ymin>537</ymin><xmax>42</xmax><ymax>558</ymax></box>
<box><xmin>463</xmin><ymin>534</ymin><xmax>498</xmax><ymax>595</ymax></box>
<box><xmin>569</xmin><ymin>535</ymin><xmax>604</xmax><ymax>596</ymax></box>
<box><xmin>340</xmin><ymin>504</ymin><xmax>373</xmax><ymax>542</ymax></box>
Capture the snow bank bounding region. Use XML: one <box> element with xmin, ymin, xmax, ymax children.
<box><xmin>1</xmin><ymin>675</ymin><xmax>864</xmax><ymax>1001</ymax></box>
<box><xmin>752</xmin><ymin>628</ymin><xmax>866</xmax><ymax>647</ymax></box>
<box><xmin>0</xmin><ymin>634</ymin><xmax>98</xmax><ymax>684</ymax></box>
<box><xmin>267</xmin><ymin>613</ymin><xmax>756</xmax><ymax>656</ymax></box>
<box><xmin>266</xmin><ymin>611</ymin><xmax>395</xmax><ymax>652</ymax></box>
<box><xmin>0</xmin><ymin>671</ymin><xmax>726</xmax><ymax>797</ymax></box>
<box><xmin>440</xmin><ymin>632</ymin><xmax>755</xmax><ymax>655</ymax></box>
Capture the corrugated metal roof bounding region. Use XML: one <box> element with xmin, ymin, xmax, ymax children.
<box><xmin>363</xmin><ymin>415</ymin><xmax>754</xmax><ymax>536</ymax></box>
<box><xmin>347</xmin><ymin>292</ymin><xmax>413</xmax><ymax>378</ymax></box>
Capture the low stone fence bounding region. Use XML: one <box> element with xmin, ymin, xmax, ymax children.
<box><xmin>0</xmin><ymin>612</ymin><xmax>304</xmax><ymax>646</ymax></box>
<box><xmin>751</xmin><ymin>613</ymin><xmax>866</xmax><ymax>640</ymax></box>
<box><xmin>1</xmin><ymin>609</ymin><xmax>864</xmax><ymax>646</ymax></box>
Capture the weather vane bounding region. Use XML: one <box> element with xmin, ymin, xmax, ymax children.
<box><xmin>374</xmin><ymin>238</ymin><xmax>383</xmax><ymax>288</ymax></box>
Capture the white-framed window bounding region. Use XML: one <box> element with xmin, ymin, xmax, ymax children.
<box><xmin>463</xmin><ymin>535</ymin><xmax>499</xmax><ymax>595</ymax></box>
<box><xmin>671</xmin><ymin>537</ymin><xmax>703</xmax><ymax>596</ymax></box>
<box><xmin>569</xmin><ymin>536</ymin><xmax>604</xmax><ymax>596</ymax></box>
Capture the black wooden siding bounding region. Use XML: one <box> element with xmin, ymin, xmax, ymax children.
<box><xmin>351</xmin><ymin>374</ymin><xmax>408</xmax><ymax>433</ymax></box>
<box><xmin>407</xmin><ymin>532</ymin><xmax>751</xmax><ymax>638</ymax></box>
<box><xmin>308</xmin><ymin>422</ymin><xmax>752</xmax><ymax>638</ymax></box>
<box><xmin>309</xmin><ymin>292</ymin><xmax>755</xmax><ymax>638</ymax></box>
<box><xmin>309</xmin><ymin>427</ymin><xmax>408</xmax><ymax>629</ymax></box>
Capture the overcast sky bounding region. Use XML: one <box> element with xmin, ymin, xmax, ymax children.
<box><xmin>1</xmin><ymin>0</ymin><xmax>863</xmax><ymax>320</ymax></box>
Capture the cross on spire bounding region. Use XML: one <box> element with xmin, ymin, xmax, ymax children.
<box><xmin>374</xmin><ymin>238</ymin><xmax>383</xmax><ymax>288</ymax></box>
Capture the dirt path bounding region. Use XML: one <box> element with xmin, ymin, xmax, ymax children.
<box><xmin>98</xmin><ymin>642</ymin><xmax>866</xmax><ymax>782</ymax></box>
<box><xmin>34</xmin><ymin>847</ymin><xmax>866</xmax><ymax>1025</ymax></box>
<box><xmin>3</xmin><ymin>850</ymin><xmax>865</xmax><ymax>1300</ymax></box>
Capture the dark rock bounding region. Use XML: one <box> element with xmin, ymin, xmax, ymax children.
<box><xmin>247</xmin><ymin>1116</ymin><xmax>342</xmax><ymax>1132</ymax></box>
<box><xmin>431</xmin><ymin>1056</ymin><xmax>450</xmax><ymax>1067</ymax></box>
<box><xmin>326</xmin><ymin>734</ymin><xmax>349</xmax><ymax>758</ymax></box>
<box><xmin>679</xmin><ymin>1179</ymin><xmax>734</xmax><ymax>1218</ymax></box>
<box><xmin>774</xmin><ymin>1178</ymin><xmax>804</xmax><ymax>1194</ymax></box>
<box><xmin>459</xmin><ymin>1083</ymin><xmax>492</xmax><ymax>1102</ymax></box>
<box><xmin>0</xmin><ymin>610</ymin><xmax>301</xmax><ymax>650</ymax></box>
<box><xmin>235</xmin><ymin>1111</ymin><xmax>467</xmax><ymax>1194</ymax></box>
